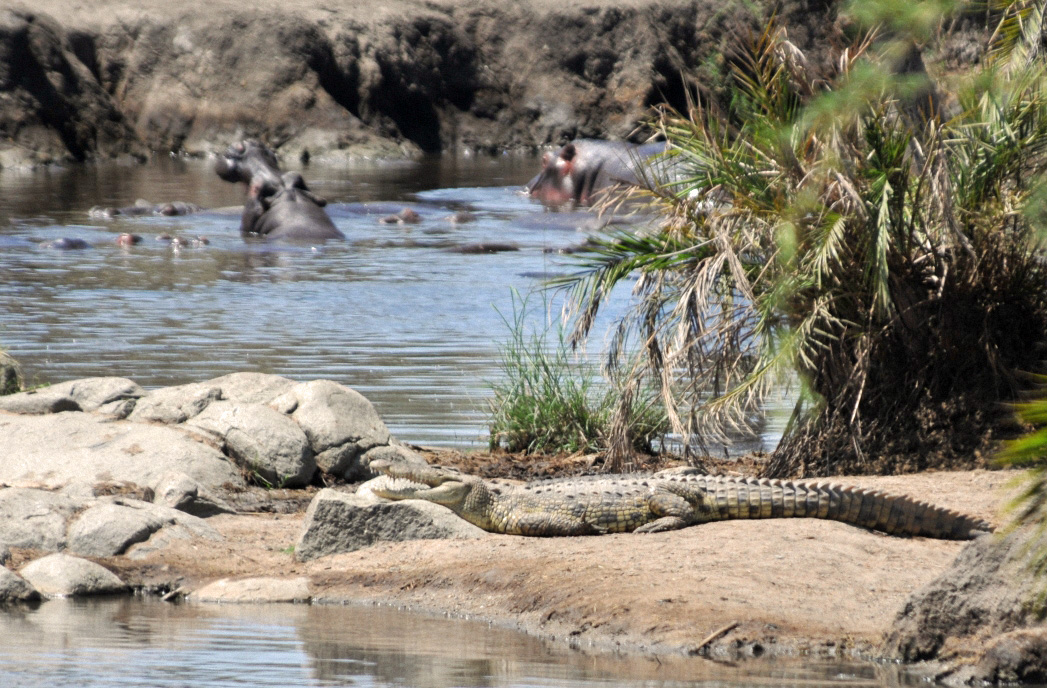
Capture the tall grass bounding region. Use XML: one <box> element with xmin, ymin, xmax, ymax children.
<box><xmin>487</xmin><ymin>292</ymin><xmax>669</xmax><ymax>457</ymax></box>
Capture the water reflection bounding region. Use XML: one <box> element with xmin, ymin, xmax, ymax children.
<box><xmin>0</xmin><ymin>598</ymin><xmax>921</xmax><ymax>688</ymax></box>
<box><xmin>0</xmin><ymin>156</ymin><xmax>790</xmax><ymax>451</ymax></box>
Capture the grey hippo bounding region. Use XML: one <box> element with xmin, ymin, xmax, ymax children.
<box><xmin>214</xmin><ymin>140</ymin><xmax>344</xmax><ymax>241</ymax></box>
<box><xmin>525</xmin><ymin>139</ymin><xmax>667</xmax><ymax>205</ymax></box>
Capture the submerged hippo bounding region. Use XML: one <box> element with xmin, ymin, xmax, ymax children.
<box><xmin>215</xmin><ymin>140</ymin><xmax>344</xmax><ymax>241</ymax></box>
<box><xmin>89</xmin><ymin>200</ymin><xmax>203</xmax><ymax>219</ymax></box>
<box><xmin>525</xmin><ymin>139</ymin><xmax>667</xmax><ymax>205</ymax></box>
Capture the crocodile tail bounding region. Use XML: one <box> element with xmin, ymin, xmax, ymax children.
<box><xmin>701</xmin><ymin>476</ymin><xmax>992</xmax><ymax>540</ymax></box>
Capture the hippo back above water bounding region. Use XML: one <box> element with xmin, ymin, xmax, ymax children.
<box><xmin>215</xmin><ymin>140</ymin><xmax>344</xmax><ymax>242</ymax></box>
<box><xmin>525</xmin><ymin>139</ymin><xmax>667</xmax><ymax>205</ymax></box>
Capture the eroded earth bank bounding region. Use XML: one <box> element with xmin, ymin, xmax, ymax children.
<box><xmin>1</xmin><ymin>0</ymin><xmax>846</xmax><ymax>167</ymax></box>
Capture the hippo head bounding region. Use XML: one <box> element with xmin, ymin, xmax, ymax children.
<box><xmin>214</xmin><ymin>140</ymin><xmax>281</xmax><ymax>185</ymax></box>
<box><xmin>525</xmin><ymin>143</ymin><xmax>577</xmax><ymax>205</ymax></box>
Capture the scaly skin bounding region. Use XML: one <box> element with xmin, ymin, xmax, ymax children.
<box><xmin>367</xmin><ymin>461</ymin><xmax>993</xmax><ymax>539</ymax></box>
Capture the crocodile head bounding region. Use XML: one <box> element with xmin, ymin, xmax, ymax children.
<box><xmin>368</xmin><ymin>459</ymin><xmax>493</xmax><ymax>528</ymax></box>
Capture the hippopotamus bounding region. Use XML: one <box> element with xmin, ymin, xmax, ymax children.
<box><xmin>89</xmin><ymin>200</ymin><xmax>204</xmax><ymax>219</ymax></box>
<box><xmin>214</xmin><ymin>140</ymin><xmax>344</xmax><ymax>241</ymax></box>
<box><xmin>525</xmin><ymin>139</ymin><xmax>668</xmax><ymax>205</ymax></box>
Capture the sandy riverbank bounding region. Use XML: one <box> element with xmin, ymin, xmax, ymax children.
<box><xmin>83</xmin><ymin>466</ymin><xmax>1009</xmax><ymax>662</ymax></box>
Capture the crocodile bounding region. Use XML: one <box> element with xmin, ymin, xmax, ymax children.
<box><xmin>367</xmin><ymin>461</ymin><xmax>993</xmax><ymax>539</ymax></box>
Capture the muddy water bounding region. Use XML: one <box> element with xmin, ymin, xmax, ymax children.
<box><xmin>0</xmin><ymin>597</ymin><xmax>920</xmax><ymax>688</ymax></box>
<box><xmin>0</xmin><ymin>155</ymin><xmax>789</xmax><ymax>450</ymax></box>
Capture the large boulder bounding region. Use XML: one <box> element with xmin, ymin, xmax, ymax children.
<box><xmin>187</xmin><ymin>401</ymin><xmax>316</xmax><ymax>488</ymax></box>
<box><xmin>0</xmin><ymin>566</ymin><xmax>40</xmax><ymax>604</ymax></box>
<box><xmin>0</xmin><ymin>412</ymin><xmax>245</xmax><ymax>490</ymax></box>
<box><xmin>192</xmin><ymin>577</ymin><xmax>311</xmax><ymax>604</ymax></box>
<box><xmin>203</xmin><ymin>372</ymin><xmax>297</xmax><ymax>405</ymax></box>
<box><xmin>20</xmin><ymin>553</ymin><xmax>127</xmax><ymax>597</ymax></box>
<box><xmin>152</xmin><ymin>471</ymin><xmax>234</xmax><ymax>517</ymax></box>
<box><xmin>65</xmin><ymin>498</ymin><xmax>220</xmax><ymax>558</ymax></box>
<box><xmin>294</xmin><ymin>488</ymin><xmax>486</xmax><ymax>562</ymax></box>
<box><xmin>0</xmin><ymin>488</ymin><xmax>81</xmax><ymax>551</ymax></box>
<box><xmin>45</xmin><ymin>377</ymin><xmax>145</xmax><ymax>415</ymax></box>
<box><xmin>128</xmin><ymin>382</ymin><xmax>223</xmax><ymax>424</ymax></box>
<box><xmin>270</xmin><ymin>380</ymin><xmax>391</xmax><ymax>481</ymax></box>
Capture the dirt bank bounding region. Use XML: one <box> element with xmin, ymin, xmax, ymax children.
<box><xmin>2</xmin><ymin>0</ymin><xmax>839</xmax><ymax>167</ymax></box>
<box><xmin>95</xmin><ymin>464</ymin><xmax>1009</xmax><ymax>663</ymax></box>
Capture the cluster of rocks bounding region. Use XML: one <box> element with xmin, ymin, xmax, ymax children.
<box><xmin>0</xmin><ymin>371</ymin><xmax>444</xmax><ymax>605</ymax></box>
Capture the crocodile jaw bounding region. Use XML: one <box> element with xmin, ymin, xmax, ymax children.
<box><xmin>370</xmin><ymin>476</ymin><xmax>471</xmax><ymax>509</ymax></box>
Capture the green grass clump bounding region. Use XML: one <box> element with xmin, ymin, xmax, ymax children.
<box><xmin>487</xmin><ymin>293</ymin><xmax>669</xmax><ymax>456</ymax></box>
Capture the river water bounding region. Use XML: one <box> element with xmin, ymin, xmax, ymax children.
<box><xmin>0</xmin><ymin>157</ymin><xmax>912</xmax><ymax>687</ymax></box>
<box><xmin>0</xmin><ymin>597</ymin><xmax>922</xmax><ymax>688</ymax></box>
<box><xmin>0</xmin><ymin>154</ymin><xmax>789</xmax><ymax>451</ymax></box>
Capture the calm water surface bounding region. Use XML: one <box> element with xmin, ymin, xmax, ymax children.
<box><xmin>0</xmin><ymin>597</ymin><xmax>923</xmax><ymax>688</ymax></box>
<box><xmin>0</xmin><ymin>155</ymin><xmax>788</xmax><ymax>450</ymax></box>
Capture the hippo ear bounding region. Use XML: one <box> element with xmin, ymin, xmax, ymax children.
<box><xmin>542</xmin><ymin>151</ymin><xmax>554</xmax><ymax>166</ymax></box>
<box><xmin>559</xmin><ymin>143</ymin><xmax>577</xmax><ymax>162</ymax></box>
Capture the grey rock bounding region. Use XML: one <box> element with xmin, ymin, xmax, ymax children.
<box><xmin>153</xmin><ymin>472</ymin><xmax>234</xmax><ymax>517</ymax></box>
<box><xmin>47</xmin><ymin>377</ymin><xmax>145</xmax><ymax>412</ymax></box>
<box><xmin>129</xmin><ymin>383</ymin><xmax>223</xmax><ymax>424</ymax></box>
<box><xmin>204</xmin><ymin>372</ymin><xmax>296</xmax><ymax>404</ymax></box>
<box><xmin>0</xmin><ymin>351</ymin><xmax>23</xmax><ymax>396</ymax></box>
<box><xmin>0</xmin><ymin>412</ymin><xmax>245</xmax><ymax>491</ymax></box>
<box><xmin>0</xmin><ymin>488</ymin><xmax>82</xmax><ymax>551</ymax></box>
<box><xmin>294</xmin><ymin>488</ymin><xmax>486</xmax><ymax>562</ymax></box>
<box><xmin>0</xmin><ymin>390</ymin><xmax>80</xmax><ymax>414</ymax></box>
<box><xmin>96</xmin><ymin>398</ymin><xmax>137</xmax><ymax>419</ymax></box>
<box><xmin>192</xmin><ymin>576</ymin><xmax>311</xmax><ymax>604</ymax></box>
<box><xmin>0</xmin><ymin>545</ymin><xmax>8</xmax><ymax>566</ymax></box>
<box><xmin>66</xmin><ymin>496</ymin><xmax>221</xmax><ymax>559</ymax></box>
<box><xmin>20</xmin><ymin>553</ymin><xmax>128</xmax><ymax>597</ymax></box>
<box><xmin>358</xmin><ymin>443</ymin><xmax>430</xmax><ymax>478</ymax></box>
<box><xmin>66</xmin><ymin>501</ymin><xmax>167</xmax><ymax>558</ymax></box>
<box><xmin>0</xmin><ymin>566</ymin><xmax>40</xmax><ymax>604</ymax></box>
<box><xmin>188</xmin><ymin>401</ymin><xmax>316</xmax><ymax>488</ymax></box>
<box><xmin>271</xmin><ymin>380</ymin><xmax>390</xmax><ymax>480</ymax></box>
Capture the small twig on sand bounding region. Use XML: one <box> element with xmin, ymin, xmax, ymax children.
<box><xmin>693</xmin><ymin>621</ymin><xmax>740</xmax><ymax>653</ymax></box>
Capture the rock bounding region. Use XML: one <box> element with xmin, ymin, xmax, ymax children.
<box><xmin>46</xmin><ymin>377</ymin><xmax>144</xmax><ymax>413</ymax></box>
<box><xmin>0</xmin><ymin>389</ymin><xmax>80</xmax><ymax>414</ymax></box>
<box><xmin>0</xmin><ymin>351</ymin><xmax>23</xmax><ymax>395</ymax></box>
<box><xmin>270</xmin><ymin>380</ymin><xmax>390</xmax><ymax>481</ymax></box>
<box><xmin>204</xmin><ymin>372</ymin><xmax>296</xmax><ymax>405</ymax></box>
<box><xmin>192</xmin><ymin>576</ymin><xmax>311</xmax><ymax>604</ymax></box>
<box><xmin>294</xmin><ymin>488</ymin><xmax>487</xmax><ymax>562</ymax></box>
<box><xmin>0</xmin><ymin>566</ymin><xmax>40</xmax><ymax>604</ymax></box>
<box><xmin>65</xmin><ymin>495</ymin><xmax>223</xmax><ymax>558</ymax></box>
<box><xmin>358</xmin><ymin>443</ymin><xmax>430</xmax><ymax>478</ymax></box>
<box><xmin>152</xmin><ymin>472</ymin><xmax>234</xmax><ymax>517</ymax></box>
<box><xmin>0</xmin><ymin>488</ymin><xmax>82</xmax><ymax>551</ymax></box>
<box><xmin>20</xmin><ymin>553</ymin><xmax>127</xmax><ymax>597</ymax></box>
<box><xmin>66</xmin><ymin>502</ymin><xmax>158</xmax><ymax>557</ymax></box>
<box><xmin>128</xmin><ymin>382</ymin><xmax>223</xmax><ymax>424</ymax></box>
<box><xmin>187</xmin><ymin>401</ymin><xmax>316</xmax><ymax>488</ymax></box>
<box><xmin>0</xmin><ymin>412</ymin><xmax>245</xmax><ymax>491</ymax></box>
<box><xmin>0</xmin><ymin>545</ymin><xmax>8</xmax><ymax>566</ymax></box>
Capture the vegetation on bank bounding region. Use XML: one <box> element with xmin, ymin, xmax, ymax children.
<box><xmin>557</xmin><ymin>0</ymin><xmax>1047</xmax><ymax>475</ymax></box>
<box><xmin>486</xmin><ymin>292</ymin><xmax>670</xmax><ymax>455</ymax></box>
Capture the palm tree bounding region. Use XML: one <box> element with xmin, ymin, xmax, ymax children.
<box><xmin>558</xmin><ymin>0</ymin><xmax>1047</xmax><ymax>475</ymax></box>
